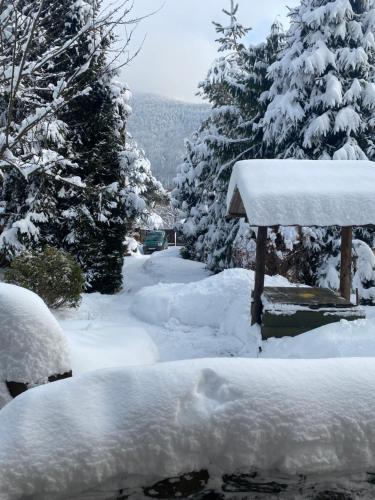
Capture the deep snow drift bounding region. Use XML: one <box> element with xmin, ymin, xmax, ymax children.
<box><xmin>131</xmin><ymin>267</ymin><xmax>290</xmax><ymax>357</ymax></box>
<box><xmin>2</xmin><ymin>358</ymin><xmax>375</xmax><ymax>499</ymax></box>
<box><xmin>2</xmin><ymin>248</ymin><xmax>375</xmax><ymax>498</ymax></box>
<box><xmin>54</xmin><ymin>247</ymin><xmax>375</xmax><ymax>373</ymax></box>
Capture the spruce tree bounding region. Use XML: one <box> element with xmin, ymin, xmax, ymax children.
<box><xmin>0</xmin><ymin>0</ymin><xmax>165</xmax><ymax>292</ymax></box>
<box><xmin>0</xmin><ymin>0</ymin><xmax>77</xmax><ymax>259</ymax></box>
<box><xmin>174</xmin><ymin>9</ymin><xmax>285</xmax><ymax>272</ymax></box>
<box><xmin>264</xmin><ymin>0</ymin><xmax>375</xmax><ymax>160</ymax></box>
<box><xmin>263</xmin><ymin>0</ymin><xmax>375</xmax><ymax>295</ymax></box>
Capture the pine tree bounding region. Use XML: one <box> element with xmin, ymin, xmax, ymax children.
<box><xmin>263</xmin><ymin>0</ymin><xmax>375</xmax><ymax>160</ymax></box>
<box><xmin>0</xmin><ymin>0</ymin><xmax>80</xmax><ymax>259</ymax></box>
<box><xmin>57</xmin><ymin>18</ymin><xmax>165</xmax><ymax>293</ymax></box>
<box><xmin>174</xmin><ymin>11</ymin><xmax>285</xmax><ymax>272</ymax></box>
<box><xmin>263</xmin><ymin>0</ymin><xmax>375</xmax><ymax>296</ymax></box>
<box><xmin>0</xmin><ymin>0</ymin><xmax>165</xmax><ymax>292</ymax></box>
<box><xmin>174</xmin><ymin>1</ymin><xmax>250</xmax><ymax>269</ymax></box>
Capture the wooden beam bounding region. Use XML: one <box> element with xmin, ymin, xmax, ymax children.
<box><xmin>340</xmin><ymin>226</ymin><xmax>352</xmax><ymax>301</ymax></box>
<box><xmin>251</xmin><ymin>226</ymin><xmax>268</xmax><ymax>325</ymax></box>
<box><xmin>228</xmin><ymin>188</ymin><xmax>246</xmax><ymax>218</ymax></box>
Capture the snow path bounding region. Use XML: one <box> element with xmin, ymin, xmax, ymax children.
<box><xmin>54</xmin><ymin>247</ymin><xmax>375</xmax><ymax>376</ymax></box>
<box><xmin>55</xmin><ymin>248</ymin><xmax>258</xmax><ymax>374</ymax></box>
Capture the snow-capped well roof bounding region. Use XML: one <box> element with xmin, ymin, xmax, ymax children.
<box><xmin>227</xmin><ymin>160</ymin><xmax>375</xmax><ymax>226</ymax></box>
<box><xmin>0</xmin><ymin>284</ymin><xmax>71</xmax><ymax>408</ymax></box>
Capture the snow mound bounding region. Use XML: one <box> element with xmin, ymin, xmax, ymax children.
<box><xmin>132</xmin><ymin>268</ymin><xmax>289</xmax><ymax>341</ymax></box>
<box><xmin>1</xmin><ymin>358</ymin><xmax>375</xmax><ymax>499</ymax></box>
<box><xmin>141</xmin><ymin>247</ymin><xmax>208</xmax><ymax>284</ymax></box>
<box><xmin>262</xmin><ymin>318</ymin><xmax>375</xmax><ymax>359</ymax></box>
<box><xmin>124</xmin><ymin>237</ymin><xmax>140</xmax><ymax>255</ymax></box>
<box><xmin>0</xmin><ymin>284</ymin><xmax>71</xmax><ymax>408</ymax></box>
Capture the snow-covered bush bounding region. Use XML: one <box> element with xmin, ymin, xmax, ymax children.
<box><xmin>4</xmin><ymin>247</ymin><xmax>84</xmax><ymax>309</ymax></box>
<box><xmin>124</xmin><ymin>237</ymin><xmax>139</xmax><ymax>256</ymax></box>
<box><xmin>0</xmin><ymin>283</ymin><xmax>71</xmax><ymax>409</ymax></box>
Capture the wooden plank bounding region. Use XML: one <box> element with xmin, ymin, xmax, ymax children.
<box><xmin>228</xmin><ymin>188</ymin><xmax>246</xmax><ymax>218</ymax></box>
<box><xmin>340</xmin><ymin>226</ymin><xmax>352</xmax><ymax>301</ymax></box>
<box><xmin>262</xmin><ymin>286</ymin><xmax>353</xmax><ymax>308</ymax></box>
<box><xmin>262</xmin><ymin>308</ymin><xmax>365</xmax><ymax>340</ymax></box>
<box><xmin>251</xmin><ymin>226</ymin><xmax>268</xmax><ymax>325</ymax></box>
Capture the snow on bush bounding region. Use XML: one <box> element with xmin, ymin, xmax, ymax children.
<box><xmin>0</xmin><ymin>284</ymin><xmax>71</xmax><ymax>409</ymax></box>
<box><xmin>1</xmin><ymin>358</ymin><xmax>375</xmax><ymax>498</ymax></box>
<box><xmin>124</xmin><ymin>237</ymin><xmax>140</xmax><ymax>256</ymax></box>
<box><xmin>4</xmin><ymin>246</ymin><xmax>84</xmax><ymax>308</ymax></box>
<box><xmin>131</xmin><ymin>268</ymin><xmax>289</xmax><ymax>349</ymax></box>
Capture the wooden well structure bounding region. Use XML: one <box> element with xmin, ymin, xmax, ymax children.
<box><xmin>227</xmin><ymin>159</ymin><xmax>375</xmax><ymax>333</ymax></box>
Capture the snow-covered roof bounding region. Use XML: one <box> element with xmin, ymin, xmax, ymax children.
<box><xmin>227</xmin><ymin>160</ymin><xmax>375</xmax><ymax>226</ymax></box>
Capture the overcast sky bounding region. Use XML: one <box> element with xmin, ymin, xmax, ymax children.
<box><xmin>112</xmin><ymin>0</ymin><xmax>299</xmax><ymax>103</ymax></box>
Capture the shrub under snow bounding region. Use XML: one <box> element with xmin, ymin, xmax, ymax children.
<box><xmin>4</xmin><ymin>246</ymin><xmax>84</xmax><ymax>309</ymax></box>
<box><xmin>0</xmin><ymin>283</ymin><xmax>71</xmax><ymax>409</ymax></box>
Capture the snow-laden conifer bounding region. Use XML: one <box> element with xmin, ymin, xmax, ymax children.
<box><xmin>262</xmin><ymin>0</ymin><xmax>375</xmax><ymax>297</ymax></box>
<box><xmin>263</xmin><ymin>0</ymin><xmax>375</xmax><ymax>160</ymax></box>
<box><xmin>174</xmin><ymin>10</ymin><xmax>284</xmax><ymax>271</ymax></box>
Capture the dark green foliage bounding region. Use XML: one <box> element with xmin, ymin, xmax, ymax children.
<box><xmin>4</xmin><ymin>246</ymin><xmax>84</xmax><ymax>308</ymax></box>
<box><xmin>174</xmin><ymin>6</ymin><xmax>285</xmax><ymax>272</ymax></box>
<box><xmin>0</xmin><ymin>0</ymin><xmax>164</xmax><ymax>295</ymax></box>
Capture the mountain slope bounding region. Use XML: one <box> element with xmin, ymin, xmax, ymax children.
<box><xmin>128</xmin><ymin>93</ymin><xmax>209</xmax><ymax>187</ymax></box>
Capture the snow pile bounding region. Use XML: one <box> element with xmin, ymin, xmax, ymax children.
<box><xmin>124</xmin><ymin>236</ymin><xmax>140</xmax><ymax>255</ymax></box>
<box><xmin>1</xmin><ymin>358</ymin><xmax>375</xmax><ymax>498</ymax></box>
<box><xmin>227</xmin><ymin>159</ymin><xmax>375</xmax><ymax>226</ymax></box>
<box><xmin>141</xmin><ymin>248</ymin><xmax>208</xmax><ymax>285</ymax></box>
<box><xmin>262</xmin><ymin>319</ymin><xmax>375</xmax><ymax>359</ymax></box>
<box><xmin>132</xmin><ymin>268</ymin><xmax>289</xmax><ymax>346</ymax></box>
<box><xmin>0</xmin><ymin>284</ymin><xmax>71</xmax><ymax>408</ymax></box>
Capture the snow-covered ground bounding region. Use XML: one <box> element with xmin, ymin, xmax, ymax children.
<box><xmin>55</xmin><ymin>247</ymin><xmax>247</xmax><ymax>373</ymax></box>
<box><xmin>3</xmin><ymin>247</ymin><xmax>375</xmax><ymax>499</ymax></box>
<box><xmin>55</xmin><ymin>246</ymin><xmax>375</xmax><ymax>375</ymax></box>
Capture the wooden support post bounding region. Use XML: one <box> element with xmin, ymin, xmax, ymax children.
<box><xmin>251</xmin><ymin>226</ymin><xmax>268</xmax><ymax>325</ymax></box>
<box><xmin>340</xmin><ymin>226</ymin><xmax>352</xmax><ymax>301</ymax></box>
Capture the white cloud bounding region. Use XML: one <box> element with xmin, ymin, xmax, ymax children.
<box><xmin>108</xmin><ymin>0</ymin><xmax>300</xmax><ymax>102</ymax></box>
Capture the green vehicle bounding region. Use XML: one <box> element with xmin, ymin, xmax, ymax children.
<box><xmin>143</xmin><ymin>231</ymin><xmax>169</xmax><ymax>254</ymax></box>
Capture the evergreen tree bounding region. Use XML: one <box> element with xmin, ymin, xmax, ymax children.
<box><xmin>0</xmin><ymin>0</ymin><xmax>80</xmax><ymax>259</ymax></box>
<box><xmin>263</xmin><ymin>0</ymin><xmax>375</xmax><ymax>295</ymax></box>
<box><xmin>174</xmin><ymin>1</ymin><xmax>250</xmax><ymax>269</ymax></box>
<box><xmin>60</xmin><ymin>50</ymin><xmax>164</xmax><ymax>291</ymax></box>
<box><xmin>263</xmin><ymin>0</ymin><xmax>375</xmax><ymax>160</ymax></box>
<box><xmin>0</xmin><ymin>0</ymin><xmax>165</xmax><ymax>293</ymax></box>
<box><xmin>174</xmin><ymin>8</ymin><xmax>284</xmax><ymax>272</ymax></box>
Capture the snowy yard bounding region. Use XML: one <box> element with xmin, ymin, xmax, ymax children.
<box><xmin>3</xmin><ymin>248</ymin><xmax>375</xmax><ymax>499</ymax></box>
<box><xmin>4</xmin><ymin>0</ymin><xmax>375</xmax><ymax>498</ymax></box>
<box><xmin>55</xmin><ymin>247</ymin><xmax>375</xmax><ymax>371</ymax></box>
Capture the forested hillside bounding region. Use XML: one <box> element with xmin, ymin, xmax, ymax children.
<box><xmin>128</xmin><ymin>93</ymin><xmax>209</xmax><ymax>187</ymax></box>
